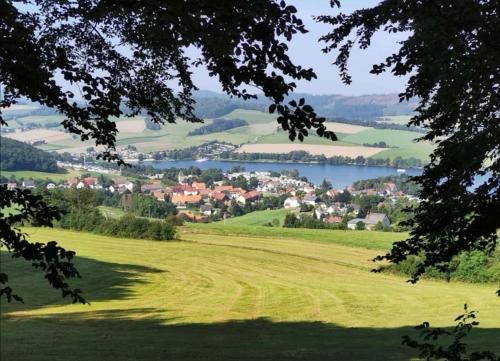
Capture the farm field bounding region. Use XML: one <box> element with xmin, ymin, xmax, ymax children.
<box><xmin>3</xmin><ymin>108</ymin><xmax>432</xmax><ymax>162</ymax></box>
<box><xmin>373</xmin><ymin>143</ymin><xmax>435</xmax><ymax>162</ymax></box>
<box><xmin>0</xmin><ymin>169</ymin><xmax>80</xmax><ymax>182</ymax></box>
<box><xmin>341</xmin><ymin>128</ymin><xmax>421</xmax><ymax>148</ymax></box>
<box><xmin>238</xmin><ymin>143</ymin><xmax>385</xmax><ymax>158</ymax></box>
<box><xmin>1</xmin><ymin>226</ymin><xmax>499</xmax><ymax>361</ymax></box>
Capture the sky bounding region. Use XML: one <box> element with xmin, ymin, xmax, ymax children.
<box><xmin>191</xmin><ymin>0</ymin><xmax>409</xmax><ymax>96</ymax></box>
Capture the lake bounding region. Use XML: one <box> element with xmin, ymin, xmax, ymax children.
<box><xmin>140</xmin><ymin>160</ymin><xmax>422</xmax><ymax>188</ymax></box>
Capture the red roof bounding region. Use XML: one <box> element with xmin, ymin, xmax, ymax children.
<box><xmin>83</xmin><ymin>177</ymin><xmax>98</xmax><ymax>186</ymax></box>
<box><xmin>172</xmin><ymin>194</ymin><xmax>202</xmax><ymax>205</ymax></box>
<box><xmin>242</xmin><ymin>190</ymin><xmax>259</xmax><ymax>200</ymax></box>
<box><xmin>211</xmin><ymin>191</ymin><xmax>228</xmax><ymax>201</ymax></box>
<box><xmin>325</xmin><ymin>215</ymin><xmax>343</xmax><ymax>224</ymax></box>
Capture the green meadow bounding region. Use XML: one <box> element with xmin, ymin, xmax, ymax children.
<box><xmin>1</xmin><ymin>225</ymin><xmax>499</xmax><ymax>361</ymax></box>
<box><xmin>0</xmin><ymin>169</ymin><xmax>79</xmax><ymax>182</ymax></box>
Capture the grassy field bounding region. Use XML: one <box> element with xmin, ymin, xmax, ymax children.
<box><xmin>373</xmin><ymin>143</ymin><xmax>435</xmax><ymax>162</ymax></box>
<box><xmin>0</xmin><ymin>169</ymin><xmax>80</xmax><ymax>181</ymax></box>
<box><xmin>221</xmin><ymin>208</ymin><xmax>293</xmax><ymax>226</ymax></box>
<box><xmin>1</xmin><ymin>226</ymin><xmax>499</xmax><ymax>361</ymax></box>
<box><xmin>341</xmin><ymin>129</ymin><xmax>421</xmax><ymax>148</ymax></box>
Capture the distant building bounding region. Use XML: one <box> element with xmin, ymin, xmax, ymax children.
<box><xmin>284</xmin><ymin>197</ymin><xmax>301</xmax><ymax>208</ymax></box>
<box><xmin>364</xmin><ymin>213</ymin><xmax>390</xmax><ymax>230</ymax></box>
<box><xmin>303</xmin><ymin>194</ymin><xmax>319</xmax><ymax>206</ymax></box>
<box><xmin>325</xmin><ymin>215</ymin><xmax>343</xmax><ymax>224</ymax></box>
<box><xmin>347</xmin><ymin>218</ymin><xmax>365</xmax><ymax>230</ymax></box>
<box><xmin>22</xmin><ymin>180</ymin><xmax>35</xmax><ymax>189</ymax></box>
<box><xmin>347</xmin><ymin>213</ymin><xmax>390</xmax><ymax>230</ymax></box>
<box><xmin>200</xmin><ymin>203</ymin><xmax>214</xmax><ymax>216</ymax></box>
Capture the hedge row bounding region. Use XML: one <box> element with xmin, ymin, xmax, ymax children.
<box><xmin>57</xmin><ymin>209</ymin><xmax>176</xmax><ymax>241</ymax></box>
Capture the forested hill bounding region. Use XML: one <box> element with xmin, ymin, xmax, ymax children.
<box><xmin>0</xmin><ymin>137</ymin><xmax>60</xmax><ymax>172</ymax></box>
<box><xmin>192</xmin><ymin>91</ymin><xmax>417</xmax><ymax>121</ymax></box>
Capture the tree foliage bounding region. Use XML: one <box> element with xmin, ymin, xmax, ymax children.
<box><xmin>0</xmin><ymin>137</ymin><xmax>60</xmax><ymax>172</ymax></box>
<box><xmin>403</xmin><ymin>305</ymin><xmax>499</xmax><ymax>361</ymax></box>
<box><xmin>319</xmin><ymin>0</ymin><xmax>499</xmax><ymax>291</ymax></box>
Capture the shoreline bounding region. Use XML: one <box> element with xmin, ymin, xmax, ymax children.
<box><xmin>138</xmin><ymin>157</ymin><xmax>423</xmax><ymax>170</ymax></box>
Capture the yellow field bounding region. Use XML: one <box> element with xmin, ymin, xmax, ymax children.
<box><xmin>324</xmin><ymin>122</ymin><xmax>371</xmax><ymax>134</ymax></box>
<box><xmin>4</xmin><ymin>129</ymin><xmax>71</xmax><ymax>143</ymax></box>
<box><xmin>237</xmin><ymin>143</ymin><xmax>384</xmax><ymax>157</ymax></box>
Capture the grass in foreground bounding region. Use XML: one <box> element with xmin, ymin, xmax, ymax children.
<box><xmin>1</xmin><ymin>227</ymin><xmax>499</xmax><ymax>361</ymax></box>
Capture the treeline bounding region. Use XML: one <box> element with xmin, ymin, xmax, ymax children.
<box><xmin>38</xmin><ymin>188</ymin><xmax>177</xmax><ymax>240</ymax></box>
<box><xmin>187</xmin><ymin>118</ymin><xmax>248</xmax><ymax>136</ymax></box>
<box><xmin>0</xmin><ymin>137</ymin><xmax>61</xmax><ymax>172</ymax></box>
<box><xmin>327</xmin><ymin>117</ymin><xmax>425</xmax><ymax>133</ymax></box>
<box><xmin>384</xmin><ymin>251</ymin><xmax>500</xmax><ymax>284</ymax></box>
<box><xmin>282</xmin><ymin>213</ymin><xmax>348</xmax><ymax>230</ymax></box>
<box><xmin>352</xmin><ymin>174</ymin><xmax>421</xmax><ymax>195</ymax></box>
<box><xmin>219</xmin><ymin>150</ymin><xmax>424</xmax><ymax>168</ymax></box>
<box><xmin>59</xmin><ymin>209</ymin><xmax>176</xmax><ymax>241</ymax></box>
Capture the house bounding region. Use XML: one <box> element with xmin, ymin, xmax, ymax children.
<box><xmin>236</xmin><ymin>191</ymin><xmax>260</xmax><ymax>204</ymax></box>
<box><xmin>178</xmin><ymin>170</ymin><xmax>188</xmax><ymax>184</ymax></box>
<box><xmin>301</xmin><ymin>185</ymin><xmax>315</xmax><ymax>194</ymax></box>
<box><xmin>66</xmin><ymin>177</ymin><xmax>79</xmax><ymax>187</ymax></box>
<box><xmin>46</xmin><ymin>183</ymin><xmax>56</xmax><ymax>190</ymax></box>
<box><xmin>76</xmin><ymin>181</ymin><xmax>85</xmax><ymax>189</ymax></box>
<box><xmin>326</xmin><ymin>189</ymin><xmax>340</xmax><ymax>198</ymax></box>
<box><xmin>171</xmin><ymin>194</ymin><xmax>202</xmax><ymax>207</ymax></box>
<box><xmin>192</xmin><ymin>181</ymin><xmax>207</xmax><ymax>190</ymax></box>
<box><xmin>151</xmin><ymin>190</ymin><xmax>166</xmax><ymax>202</ymax></box>
<box><xmin>364</xmin><ymin>213</ymin><xmax>390</xmax><ymax>230</ymax></box>
<box><xmin>6</xmin><ymin>182</ymin><xmax>17</xmax><ymax>190</ymax></box>
<box><xmin>303</xmin><ymin>194</ymin><xmax>319</xmax><ymax>206</ymax></box>
<box><xmin>200</xmin><ymin>203</ymin><xmax>214</xmax><ymax>216</ymax></box>
<box><xmin>383</xmin><ymin>182</ymin><xmax>398</xmax><ymax>195</ymax></box>
<box><xmin>82</xmin><ymin>176</ymin><xmax>98</xmax><ymax>188</ymax></box>
<box><xmin>141</xmin><ymin>180</ymin><xmax>162</xmax><ymax>193</ymax></box>
<box><xmin>347</xmin><ymin>218</ymin><xmax>365</xmax><ymax>230</ymax></box>
<box><xmin>22</xmin><ymin>180</ymin><xmax>35</xmax><ymax>189</ymax></box>
<box><xmin>284</xmin><ymin>197</ymin><xmax>301</xmax><ymax>208</ymax></box>
<box><xmin>314</xmin><ymin>208</ymin><xmax>329</xmax><ymax>220</ymax></box>
<box><xmin>214</xmin><ymin>185</ymin><xmax>234</xmax><ymax>193</ymax></box>
<box><xmin>325</xmin><ymin>215</ymin><xmax>343</xmax><ymax>224</ymax></box>
<box><xmin>182</xmin><ymin>185</ymin><xmax>198</xmax><ymax>196</ymax></box>
<box><xmin>347</xmin><ymin>213</ymin><xmax>390</xmax><ymax>230</ymax></box>
<box><xmin>210</xmin><ymin>191</ymin><xmax>229</xmax><ymax>202</ymax></box>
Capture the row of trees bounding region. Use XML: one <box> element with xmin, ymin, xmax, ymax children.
<box><xmin>187</xmin><ymin>118</ymin><xmax>248</xmax><ymax>136</ymax></box>
<box><xmin>352</xmin><ymin>174</ymin><xmax>421</xmax><ymax>195</ymax></box>
<box><xmin>39</xmin><ymin>188</ymin><xmax>176</xmax><ymax>240</ymax></box>
<box><xmin>219</xmin><ymin>150</ymin><xmax>424</xmax><ymax>168</ymax></box>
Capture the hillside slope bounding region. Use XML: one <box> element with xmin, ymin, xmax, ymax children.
<box><xmin>1</xmin><ymin>226</ymin><xmax>498</xmax><ymax>361</ymax></box>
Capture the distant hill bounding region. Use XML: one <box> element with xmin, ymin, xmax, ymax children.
<box><xmin>193</xmin><ymin>91</ymin><xmax>417</xmax><ymax>121</ymax></box>
<box><xmin>3</xmin><ymin>92</ymin><xmax>416</xmax><ymax>126</ymax></box>
<box><xmin>0</xmin><ymin>137</ymin><xmax>60</xmax><ymax>172</ymax></box>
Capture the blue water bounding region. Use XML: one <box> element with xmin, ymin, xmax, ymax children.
<box><xmin>140</xmin><ymin>160</ymin><xmax>421</xmax><ymax>188</ymax></box>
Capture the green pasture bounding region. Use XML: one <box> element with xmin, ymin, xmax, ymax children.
<box><xmin>2</xmin><ymin>226</ymin><xmax>498</xmax><ymax>361</ymax></box>
<box><xmin>372</xmin><ymin>143</ymin><xmax>434</xmax><ymax>162</ymax></box>
<box><xmin>341</xmin><ymin>129</ymin><xmax>421</xmax><ymax>148</ymax></box>
<box><xmin>0</xmin><ymin>169</ymin><xmax>78</xmax><ymax>182</ymax></box>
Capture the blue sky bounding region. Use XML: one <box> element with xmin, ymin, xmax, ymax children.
<box><xmin>192</xmin><ymin>0</ymin><xmax>408</xmax><ymax>96</ymax></box>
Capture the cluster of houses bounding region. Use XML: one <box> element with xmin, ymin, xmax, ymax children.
<box><xmin>142</xmin><ymin>171</ymin><xmax>260</xmax><ymax>212</ymax></box>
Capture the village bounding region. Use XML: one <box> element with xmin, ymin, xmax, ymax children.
<box><xmin>3</xmin><ymin>160</ymin><xmax>420</xmax><ymax>230</ymax></box>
